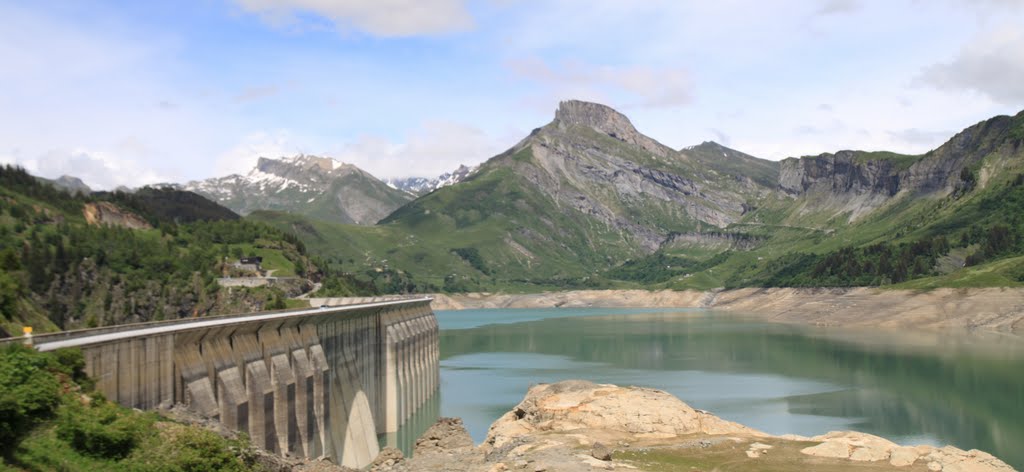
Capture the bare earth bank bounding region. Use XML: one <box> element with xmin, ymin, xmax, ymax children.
<box><xmin>429</xmin><ymin>287</ymin><xmax>1024</xmax><ymax>333</ymax></box>
<box><xmin>375</xmin><ymin>380</ymin><xmax>1015</xmax><ymax>472</ymax></box>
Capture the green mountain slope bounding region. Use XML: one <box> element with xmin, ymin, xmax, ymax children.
<box><xmin>254</xmin><ymin>103</ymin><xmax>1024</xmax><ymax>294</ymax></box>
<box><xmin>255</xmin><ymin>101</ymin><xmax>782</xmax><ymax>291</ymax></box>
<box><xmin>96</xmin><ymin>186</ymin><xmax>242</xmax><ymax>224</ymax></box>
<box><xmin>0</xmin><ymin>165</ymin><xmax>374</xmax><ymax>336</ymax></box>
<box><xmin>665</xmin><ymin>109</ymin><xmax>1024</xmax><ymax>289</ymax></box>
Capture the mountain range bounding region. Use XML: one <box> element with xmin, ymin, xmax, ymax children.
<box><xmin>248</xmin><ymin>100</ymin><xmax>1024</xmax><ymax>292</ymax></box>
<box><xmin>25</xmin><ymin>99</ymin><xmax>1024</xmax><ymax>294</ymax></box>
<box><xmin>175</xmin><ymin>155</ymin><xmax>477</xmax><ymax>225</ymax></box>
<box><xmin>385</xmin><ymin>164</ymin><xmax>478</xmax><ymax>196</ymax></box>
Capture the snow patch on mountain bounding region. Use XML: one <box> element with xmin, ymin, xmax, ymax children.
<box><xmin>385</xmin><ymin>164</ymin><xmax>477</xmax><ymax>196</ymax></box>
<box><xmin>175</xmin><ymin>154</ymin><xmax>412</xmax><ymax>224</ymax></box>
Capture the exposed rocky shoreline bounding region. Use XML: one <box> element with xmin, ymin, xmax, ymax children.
<box><xmin>166</xmin><ymin>379</ymin><xmax>1016</xmax><ymax>471</ymax></box>
<box><xmin>371</xmin><ymin>381</ymin><xmax>1015</xmax><ymax>472</ymax></box>
<box><xmin>430</xmin><ymin>287</ymin><xmax>1024</xmax><ymax>333</ymax></box>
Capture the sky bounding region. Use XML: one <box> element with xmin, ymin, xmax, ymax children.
<box><xmin>1</xmin><ymin>0</ymin><xmax>1023</xmax><ymax>189</ymax></box>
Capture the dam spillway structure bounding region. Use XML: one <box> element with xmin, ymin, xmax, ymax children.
<box><xmin>13</xmin><ymin>297</ymin><xmax>440</xmax><ymax>469</ymax></box>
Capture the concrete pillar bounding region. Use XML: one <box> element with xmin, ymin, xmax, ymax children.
<box><xmin>117</xmin><ymin>340</ymin><xmax>136</xmax><ymax>407</ymax></box>
<box><xmin>176</xmin><ymin>344</ymin><xmax>220</xmax><ymax>418</ymax></box>
<box><xmin>246</xmin><ymin>359</ymin><xmax>276</xmax><ymax>452</ymax></box>
<box><xmin>185</xmin><ymin>377</ymin><xmax>219</xmax><ymax>418</ymax></box>
<box><xmin>94</xmin><ymin>343</ymin><xmax>118</xmax><ymax>405</ymax></box>
<box><xmin>217</xmin><ymin>367</ymin><xmax>248</xmax><ymax>433</ymax></box>
<box><xmin>328</xmin><ymin>346</ymin><xmax>379</xmax><ymax>469</ymax></box>
<box><xmin>159</xmin><ymin>335</ymin><xmax>175</xmax><ymax>408</ymax></box>
<box><xmin>310</xmin><ymin>345</ymin><xmax>330</xmax><ymax>458</ymax></box>
<box><xmin>383</xmin><ymin>324</ymin><xmax>400</xmax><ymax>433</ymax></box>
<box><xmin>270</xmin><ymin>353</ymin><xmax>297</xmax><ymax>455</ymax></box>
<box><xmin>416</xmin><ymin>317</ymin><xmax>427</xmax><ymax>410</ymax></box>
<box><xmin>291</xmin><ymin>348</ymin><xmax>314</xmax><ymax>458</ymax></box>
<box><xmin>397</xmin><ymin>323</ymin><xmax>409</xmax><ymax>425</ymax></box>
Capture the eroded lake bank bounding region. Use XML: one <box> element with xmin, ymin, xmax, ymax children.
<box><xmin>430</xmin><ymin>287</ymin><xmax>1024</xmax><ymax>333</ymax></box>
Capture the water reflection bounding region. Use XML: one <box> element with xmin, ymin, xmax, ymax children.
<box><xmin>437</xmin><ymin>309</ymin><xmax>1024</xmax><ymax>469</ymax></box>
<box><xmin>379</xmin><ymin>388</ymin><xmax>441</xmax><ymax>457</ymax></box>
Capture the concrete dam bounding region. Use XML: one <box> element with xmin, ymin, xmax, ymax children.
<box><xmin>21</xmin><ymin>297</ymin><xmax>439</xmax><ymax>469</ymax></box>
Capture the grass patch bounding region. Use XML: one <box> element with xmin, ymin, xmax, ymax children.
<box><xmin>284</xmin><ymin>299</ymin><xmax>311</xmax><ymax>309</ymax></box>
<box><xmin>890</xmin><ymin>255</ymin><xmax>1024</xmax><ymax>290</ymax></box>
<box><xmin>618</xmin><ymin>439</ymin><xmax>927</xmax><ymax>472</ymax></box>
<box><xmin>233</xmin><ymin>244</ymin><xmax>296</xmax><ymax>276</ymax></box>
<box><xmin>851</xmin><ymin>150</ymin><xmax>924</xmax><ymax>171</ymax></box>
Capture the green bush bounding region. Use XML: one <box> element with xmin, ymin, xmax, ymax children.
<box><xmin>0</xmin><ymin>344</ymin><xmax>64</xmax><ymax>455</ymax></box>
<box><xmin>56</xmin><ymin>399</ymin><xmax>155</xmax><ymax>459</ymax></box>
<box><xmin>126</xmin><ymin>426</ymin><xmax>251</xmax><ymax>472</ymax></box>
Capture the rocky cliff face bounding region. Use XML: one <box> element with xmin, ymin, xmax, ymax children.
<box><xmin>182</xmin><ymin>155</ymin><xmax>412</xmax><ymax>225</ymax></box>
<box><xmin>553</xmin><ymin>99</ymin><xmax>675</xmax><ymax>159</ymax></box>
<box><xmin>778</xmin><ymin>111</ymin><xmax>1024</xmax><ymax>221</ymax></box>
<box><xmin>379</xmin><ymin>100</ymin><xmax>782</xmax><ymax>279</ymax></box>
<box><xmin>779</xmin><ymin>152</ymin><xmax>904</xmax><ymax>196</ymax></box>
<box><xmin>661</xmin><ymin>231</ymin><xmax>764</xmax><ymax>251</ymax></box>
<box><xmin>82</xmin><ymin>202</ymin><xmax>152</xmax><ymax>229</ymax></box>
<box><xmin>489</xmin><ymin>100</ymin><xmax>775</xmax><ymax>250</ymax></box>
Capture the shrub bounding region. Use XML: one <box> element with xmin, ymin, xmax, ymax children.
<box><xmin>56</xmin><ymin>398</ymin><xmax>155</xmax><ymax>459</ymax></box>
<box><xmin>0</xmin><ymin>344</ymin><xmax>64</xmax><ymax>455</ymax></box>
<box><xmin>126</xmin><ymin>425</ymin><xmax>251</xmax><ymax>472</ymax></box>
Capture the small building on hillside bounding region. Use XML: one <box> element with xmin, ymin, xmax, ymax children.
<box><xmin>233</xmin><ymin>256</ymin><xmax>263</xmax><ymax>272</ymax></box>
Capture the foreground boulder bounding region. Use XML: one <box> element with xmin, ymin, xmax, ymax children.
<box><xmin>485</xmin><ymin>380</ymin><xmax>758</xmax><ymax>448</ymax></box>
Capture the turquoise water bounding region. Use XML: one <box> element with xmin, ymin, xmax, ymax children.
<box><xmin>435</xmin><ymin>308</ymin><xmax>1024</xmax><ymax>469</ymax></box>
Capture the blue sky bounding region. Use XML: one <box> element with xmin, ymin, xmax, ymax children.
<box><xmin>1</xmin><ymin>0</ymin><xmax>1023</xmax><ymax>189</ymax></box>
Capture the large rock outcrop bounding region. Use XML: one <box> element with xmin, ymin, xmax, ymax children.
<box><xmin>779</xmin><ymin>151</ymin><xmax>904</xmax><ymax>197</ymax></box>
<box><xmin>485</xmin><ymin>380</ymin><xmax>757</xmax><ymax>448</ymax></box>
<box><xmin>369</xmin><ymin>380</ymin><xmax>1016</xmax><ymax>471</ymax></box>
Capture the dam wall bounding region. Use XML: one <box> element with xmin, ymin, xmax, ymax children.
<box><xmin>20</xmin><ymin>298</ymin><xmax>438</xmax><ymax>469</ymax></box>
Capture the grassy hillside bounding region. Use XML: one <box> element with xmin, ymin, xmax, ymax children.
<box><xmin>255</xmin><ymin>108</ymin><xmax>1024</xmax><ymax>294</ymax></box>
<box><xmin>97</xmin><ymin>187</ymin><xmax>242</xmax><ymax>224</ymax></box>
<box><xmin>664</xmin><ymin>138</ymin><xmax>1024</xmax><ymax>290</ymax></box>
<box><xmin>0</xmin><ymin>165</ymin><xmax>373</xmax><ymax>337</ymax></box>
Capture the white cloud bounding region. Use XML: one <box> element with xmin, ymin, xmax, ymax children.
<box><xmin>815</xmin><ymin>0</ymin><xmax>861</xmax><ymax>15</ymax></box>
<box><xmin>213</xmin><ymin>122</ymin><xmax>502</xmax><ymax>180</ymax></box>
<box><xmin>232</xmin><ymin>0</ymin><xmax>474</xmax><ymax>37</ymax></box>
<box><xmin>507</xmin><ymin>57</ymin><xmax>692</xmax><ymax>109</ymax></box>
<box><xmin>8</xmin><ymin>148</ymin><xmax>170</xmax><ymax>190</ymax></box>
<box><xmin>333</xmin><ymin>121</ymin><xmax>503</xmax><ymax>178</ymax></box>
<box><xmin>0</xmin><ymin>3</ymin><xmax>235</xmax><ymax>186</ymax></box>
<box><xmin>215</xmin><ymin>130</ymin><xmax>305</xmax><ymax>176</ymax></box>
<box><xmin>916</xmin><ymin>27</ymin><xmax>1024</xmax><ymax>104</ymax></box>
<box><xmin>887</xmin><ymin>128</ymin><xmax>956</xmax><ymax>146</ymax></box>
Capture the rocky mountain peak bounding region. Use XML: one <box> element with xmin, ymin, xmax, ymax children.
<box><xmin>551</xmin><ymin>99</ymin><xmax>671</xmax><ymax>158</ymax></box>
<box><xmin>180</xmin><ymin>154</ymin><xmax>411</xmax><ymax>225</ymax></box>
<box><xmin>35</xmin><ymin>174</ymin><xmax>92</xmax><ymax>195</ymax></box>
<box><xmin>554</xmin><ymin>100</ymin><xmax>640</xmax><ymax>139</ymax></box>
<box><xmin>693</xmin><ymin>141</ymin><xmax>725</xmax><ymax>151</ymax></box>
<box><xmin>384</xmin><ymin>163</ymin><xmax>478</xmax><ymax>196</ymax></box>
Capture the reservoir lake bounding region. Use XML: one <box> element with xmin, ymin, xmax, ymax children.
<box><xmin>428</xmin><ymin>307</ymin><xmax>1024</xmax><ymax>469</ymax></box>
